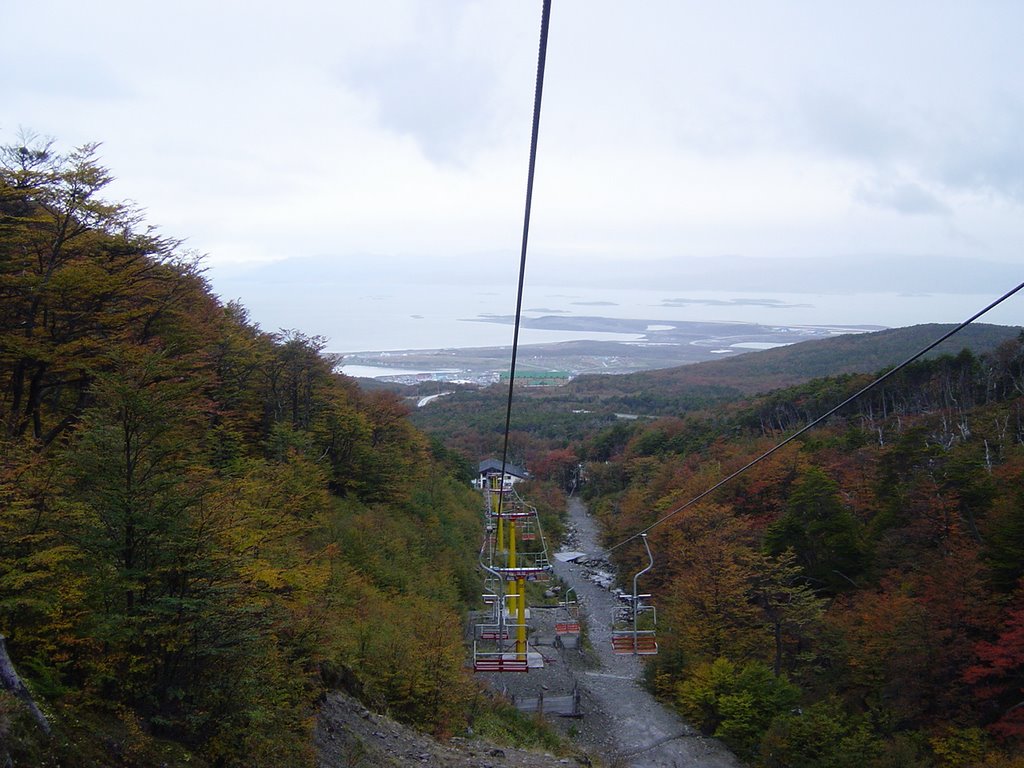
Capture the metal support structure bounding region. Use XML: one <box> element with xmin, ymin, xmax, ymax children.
<box><xmin>473</xmin><ymin>471</ymin><xmax>552</xmax><ymax>672</ymax></box>
<box><xmin>556</xmin><ymin>587</ymin><xmax>580</xmax><ymax>635</ymax></box>
<box><xmin>516</xmin><ymin>576</ymin><xmax>527</xmax><ymax>657</ymax></box>
<box><xmin>507</xmin><ymin>516</ymin><xmax>527</xmax><ymax>660</ymax></box>
<box><xmin>490</xmin><ymin>473</ymin><xmax>504</xmax><ymax>559</ymax></box>
<box><xmin>611</xmin><ymin>534</ymin><xmax>658</xmax><ymax>655</ymax></box>
<box><xmin>633</xmin><ymin>534</ymin><xmax>654</xmax><ymax>612</ymax></box>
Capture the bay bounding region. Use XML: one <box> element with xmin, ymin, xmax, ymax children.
<box><xmin>210</xmin><ymin>277</ymin><xmax>1023</xmax><ymax>354</ymax></box>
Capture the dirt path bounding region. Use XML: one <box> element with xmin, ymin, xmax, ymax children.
<box><xmin>481</xmin><ymin>497</ymin><xmax>739</xmax><ymax>766</ymax></box>
<box><xmin>552</xmin><ymin>495</ymin><xmax>737</xmax><ymax>765</ymax></box>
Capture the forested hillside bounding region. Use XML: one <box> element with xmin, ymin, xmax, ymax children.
<box><xmin>6</xmin><ymin>135</ymin><xmax>1023</xmax><ymax>768</ymax></box>
<box><xmin>409</xmin><ymin>324</ymin><xmax>1021</xmax><ymax>461</ymax></box>
<box><xmin>576</xmin><ymin>336</ymin><xmax>1024</xmax><ymax>766</ymax></box>
<box><xmin>0</xmin><ymin>139</ymin><xmax>530</xmax><ymax>766</ymax></box>
<box><xmin>564</xmin><ymin>323</ymin><xmax>1022</xmax><ymax>413</ymax></box>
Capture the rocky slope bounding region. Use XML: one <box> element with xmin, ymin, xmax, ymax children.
<box><xmin>315</xmin><ymin>691</ymin><xmax>590</xmax><ymax>768</ymax></box>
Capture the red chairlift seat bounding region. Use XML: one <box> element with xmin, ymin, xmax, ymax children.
<box><xmin>473</xmin><ymin>656</ymin><xmax>529</xmax><ymax>673</ymax></box>
<box><xmin>611</xmin><ymin>634</ymin><xmax>658</xmax><ymax>655</ymax></box>
<box><xmin>608</xmin><ymin>534</ymin><xmax>659</xmax><ymax>656</ymax></box>
<box><xmin>477</xmin><ymin>628</ymin><xmax>511</xmax><ymax>641</ymax></box>
<box><xmin>493</xmin><ymin>565</ymin><xmax>552</xmax><ymax>582</ymax></box>
<box><xmin>472</xmin><ymin>640</ymin><xmax>530</xmax><ymax>673</ymax></box>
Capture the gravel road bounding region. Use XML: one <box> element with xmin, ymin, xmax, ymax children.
<box><xmin>487</xmin><ymin>497</ymin><xmax>740</xmax><ymax>768</ymax></box>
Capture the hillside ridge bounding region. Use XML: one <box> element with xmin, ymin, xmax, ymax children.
<box><xmin>567</xmin><ymin>322</ymin><xmax>1023</xmax><ymax>400</ymax></box>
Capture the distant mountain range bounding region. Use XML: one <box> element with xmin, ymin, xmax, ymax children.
<box><xmin>215</xmin><ymin>253</ymin><xmax>1020</xmax><ymax>296</ymax></box>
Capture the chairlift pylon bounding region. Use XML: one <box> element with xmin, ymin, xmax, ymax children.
<box><xmin>472</xmin><ymin>471</ymin><xmax>552</xmax><ymax>672</ymax></box>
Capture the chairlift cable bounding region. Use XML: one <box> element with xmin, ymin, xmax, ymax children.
<box><xmin>474</xmin><ymin>3</ymin><xmax>554</xmax><ymax>674</ymax></box>
<box><xmin>498</xmin><ymin>0</ymin><xmax>552</xmax><ymax>488</ymax></box>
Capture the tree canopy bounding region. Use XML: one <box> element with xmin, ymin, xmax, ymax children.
<box><xmin>0</xmin><ymin>135</ymin><xmax>492</xmax><ymax>767</ymax></box>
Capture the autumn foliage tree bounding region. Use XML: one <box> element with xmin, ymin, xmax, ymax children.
<box><xmin>577</xmin><ymin>330</ymin><xmax>1024</xmax><ymax>765</ymax></box>
<box><xmin>0</xmin><ymin>135</ymin><xmax>487</xmax><ymax>767</ymax></box>
<box><xmin>0</xmin><ymin>135</ymin><xmax>205</xmax><ymax>446</ymax></box>
<box><xmin>965</xmin><ymin>594</ymin><xmax>1024</xmax><ymax>741</ymax></box>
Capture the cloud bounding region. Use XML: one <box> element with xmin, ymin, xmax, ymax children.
<box><xmin>934</xmin><ymin>101</ymin><xmax>1024</xmax><ymax>201</ymax></box>
<box><xmin>4</xmin><ymin>0</ymin><xmax>1024</xmax><ymax>288</ymax></box>
<box><xmin>854</xmin><ymin>176</ymin><xmax>950</xmax><ymax>217</ymax></box>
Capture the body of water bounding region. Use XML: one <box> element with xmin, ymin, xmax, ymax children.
<box><xmin>211</xmin><ymin>277</ymin><xmax>1023</xmax><ymax>354</ymax></box>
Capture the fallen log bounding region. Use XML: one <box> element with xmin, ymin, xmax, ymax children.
<box><xmin>0</xmin><ymin>635</ymin><xmax>50</xmax><ymax>736</ymax></box>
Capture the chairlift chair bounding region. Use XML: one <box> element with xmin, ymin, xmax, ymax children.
<box><xmin>556</xmin><ymin>587</ymin><xmax>581</xmax><ymax>635</ymax></box>
<box><xmin>610</xmin><ymin>534</ymin><xmax>658</xmax><ymax>655</ymax></box>
<box><xmin>472</xmin><ymin>592</ymin><xmax>530</xmax><ymax>672</ymax></box>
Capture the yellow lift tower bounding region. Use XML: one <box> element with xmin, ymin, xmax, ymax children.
<box><xmin>473</xmin><ymin>469</ymin><xmax>552</xmax><ymax>672</ymax></box>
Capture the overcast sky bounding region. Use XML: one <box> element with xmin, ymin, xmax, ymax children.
<box><xmin>4</xmin><ymin>1</ymin><xmax>1023</xmax><ymax>341</ymax></box>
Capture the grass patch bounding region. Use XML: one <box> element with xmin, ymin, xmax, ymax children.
<box><xmin>469</xmin><ymin>695</ymin><xmax>566</xmax><ymax>754</ymax></box>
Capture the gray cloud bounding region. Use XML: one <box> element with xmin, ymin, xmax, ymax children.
<box><xmin>797</xmin><ymin>88</ymin><xmax>912</xmax><ymax>164</ymax></box>
<box><xmin>347</xmin><ymin>47</ymin><xmax>493</xmax><ymax>165</ymax></box>
<box><xmin>854</xmin><ymin>177</ymin><xmax>950</xmax><ymax>217</ymax></box>
<box><xmin>935</xmin><ymin>102</ymin><xmax>1024</xmax><ymax>201</ymax></box>
<box><xmin>4</xmin><ymin>0</ymin><xmax>1024</xmax><ymax>323</ymax></box>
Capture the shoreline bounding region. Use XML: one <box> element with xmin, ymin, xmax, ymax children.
<box><xmin>336</xmin><ymin>319</ymin><xmax>883</xmax><ymax>382</ymax></box>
